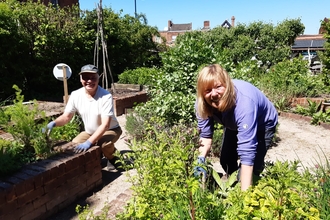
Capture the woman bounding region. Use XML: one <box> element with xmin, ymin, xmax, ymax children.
<box><xmin>195</xmin><ymin>64</ymin><xmax>278</xmax><ymax>190</ymax></box>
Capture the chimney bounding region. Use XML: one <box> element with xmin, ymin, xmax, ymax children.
<box><xmin>203</xmin><ymin>20</ymin><xmax>210</xmax><ymax>29</ymax></box>
<box><xmin>231</xmin><ymin>16</ymin><xmax>235</xmax><ymax>27</ymax></box>
<box><xmin>319</xmin><ymin>17</ymin><xmax>329</xmax><ymax>34</ymax></box>
<box><xmin>168</xmin><ymin>20</ymin><xmax>172</xmax><ymax>30</ymax></box>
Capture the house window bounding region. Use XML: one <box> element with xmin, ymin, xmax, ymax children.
<box><xmin>171</xmin><ymin>35</ymin><xmax>177</xmax><ymax>42</ymax></box>
<box><xmin>154</xmin><ymin>36</ymin><xmax>162</xmax><ymax>43</ymax></box>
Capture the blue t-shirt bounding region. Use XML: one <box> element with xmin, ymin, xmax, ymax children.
<box><xmin>196</xmin><ymin>79</ymin><xmax>278</xmax><ymax>166</ymax></box>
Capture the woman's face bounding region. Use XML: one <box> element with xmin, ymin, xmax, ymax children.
<box><xmin>203</xmin><ymin>81</ymin><xmax>226</xmax><ymax>108</ymax></box>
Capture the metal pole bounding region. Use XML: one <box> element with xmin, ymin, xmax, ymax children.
<box><xmin>134</xmin><ymin>0</ymin><xmax>137</xmax><ymax>18</ymax></box>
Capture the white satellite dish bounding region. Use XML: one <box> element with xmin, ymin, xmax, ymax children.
<box><xmin>53</xmin><ymin>63</ymin><xmax>72</xmax><ymax>81</ymax></box>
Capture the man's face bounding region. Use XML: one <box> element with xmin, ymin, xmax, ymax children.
<box><xmin>80</xmin><ymin>73</ymin><xmax>99</xmax><ymax>92</ymax></box>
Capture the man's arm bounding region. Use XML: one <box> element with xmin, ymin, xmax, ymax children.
<box><xmin>87</xmin><ymin>116</ymin><xmax>111</xmax><ymax>144</ymax></box>
<box><xmin>54</xmin><ymin>112</ymin><xmax>74</xmax><ymax>127</ymax></box>
<box><xmin>199</xmin><ymin>137</ymin><xmax>212</xmax><ymax>157</ymax></box>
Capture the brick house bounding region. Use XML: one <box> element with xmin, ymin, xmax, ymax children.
<box><xmin>18</xmin><ymin>0</ymin><xmax>78</xmax><ymax>7</ymax></box>
<box><xmin>155</xmin><ymin>17</ymin><xmax>236</xmax><ymax>46</ymax></box>
<box><xmin>291</xmin><ymin>17</ymin><xmax>329</xmax><ymax>73</ymax></box>
<box><xmin>155</xmin><ymin>20</ymin><xmax>193</xmax><ymax>46</ymax></box>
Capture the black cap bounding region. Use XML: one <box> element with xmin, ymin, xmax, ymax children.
<box><xmin>78</xmin><ymin>64</ymin><xmax>99</xmax><ymax>75</ymax></box>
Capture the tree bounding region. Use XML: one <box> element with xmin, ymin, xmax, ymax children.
<box><xmin>319</xmin><ymin>18</ymin><xmax>330</xmax><ymax>85</ymax></box>
<box><xmin>82</xmin><ymin>8</ymin><xmax>163</xmax><ymax>81</ymax></box>
<box><xmin>0</xmin><ymin>1</ymin><xmax>27</xmax><ymax>101</ymax></box>
<box><xmin>12</xmin><ymin>0</ymin><xmax>94</xmax><ymax>99</ymax></box>
<box><xmin>0</xmin><ymin>0</ymin><xmax>162</xmax><ymax>101</ymax></box>
<box><xmin>208</xmin><ymin>19</ymin><xmax>305</xmax><ymax>67</ymax></box>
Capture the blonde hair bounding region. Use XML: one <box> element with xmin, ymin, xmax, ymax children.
<box><xmin>196</xmin><ymin>64</ymin><xmax>236</xmax><ymax>119</ymax></box>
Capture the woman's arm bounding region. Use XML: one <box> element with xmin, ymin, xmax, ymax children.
<box><xmin>199</xmin><ymin>137</ymin><xmax>212</xmax><ymax>157</ymax></box>
<box><xmin>240</xmin><ymin>164</ymin><xmax>253</xmax><ymax>190</ymax></box>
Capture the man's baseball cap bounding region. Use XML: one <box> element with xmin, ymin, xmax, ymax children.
<box><xmin>78</xmin><ymin>64</ymin><xmax>99</xmax><ymax>75</ymax></box>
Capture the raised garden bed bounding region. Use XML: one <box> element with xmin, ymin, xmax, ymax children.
<box><xmin>0</xmin><ymin>89</ymin><xmax>148</xmax><ymax>220</ymax></box>
<box><xmin>0</xmin><ymin>143</ymin><xmax>102</xmax><ymax>220</ymax></box>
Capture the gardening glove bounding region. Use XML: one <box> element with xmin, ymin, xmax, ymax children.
<box><xmin>74</xmin><ymin>140</ymin><xmax>92</xmax><ymax>153</ymax></box>
<box><xmin>194</xmin><ymin>156</ymin><xmax>207</xmax><ymax>179</ymax></box>
<box><xmin>42</xmin><ymin>121</ymin><xmax>56</xmax><ymax>135</ymax></box>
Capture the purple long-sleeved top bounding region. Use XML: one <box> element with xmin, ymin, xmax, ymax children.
<box><xmin>196</xmin><ymin>79</ymin><xmax>278</xmax><ymax>166</ymax></box>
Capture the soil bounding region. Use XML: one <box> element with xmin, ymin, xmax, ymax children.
<box><xmin>48</xmin><ymin>114</ymin><xmax>330</xmax><ymax>219</ymax></box>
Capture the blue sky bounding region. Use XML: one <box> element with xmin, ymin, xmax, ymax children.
<box><xmin>79</xmin><ymin>0</ymin><xmax>329</xmax><ymax>35</ymax></box>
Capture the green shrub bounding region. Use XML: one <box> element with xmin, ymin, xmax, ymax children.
<box><xmin>260</xmin><ymin>58</ymin><xmax>325</xmax><ymax>99</ymax></box>
<box><xmin>118</xmin><ymin>67</ymin><xmax>159</xmax><ymax>86</ymax></box>
<box><xmin>50</xmin><ymin>114</ymin><xmax>82</xmax><ymax>141</ymax></box>
<box><xmin>294</xmin><ymin>100</ymin><xmax>330</xmax><ymax>125</ymax></box>
<box><xmin>117</xmin><ymin>122</ymin><xmax>226</xmax><ymax>219</ymax></box>
<box><xmin>0</xmin><ymin>85</ymin><xmax>81</xmax><ymax>176</ymax></box>
<box><xmin>312</xmin><ymin>157</ymin><xmax>330</xmax><ymax>218</ymax></box>
<box><xmin>124</xmin><ymin>112</ymin><xmax>147</xmax><ymax>141</ymax></box>
<box><xmin>0</xmin><ymin>85</ymin><xmax>51</xmax><ymax>157</ymax></box>
<box><xmin>210</xmin><ymin>123</ymin><xmax>223</xmax><ymax>157</ymax></box>
<box><xmin>120</xmin><ymin>123</ymin><xmax>327</xmax><ymax>219</ymax></box>
<box><xmin>294</xmin><ymin>99</ymin><xmax>322</xmax><ymax>117</ymax></box>
<box><xmin>0</xmin><ymin>139</ymin><xmax>24</xmax><ymax>177</ymax></box>
<box><xmin>224</xmin><ymin>161</ymin><xmax>320</xmax><ymax>219</ymax></box>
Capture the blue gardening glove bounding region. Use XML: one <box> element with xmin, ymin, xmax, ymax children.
<box><xmin>42</xmin><ymin>121</ymin><xmax>56</xmax><ymax>135</ymax></box>
<box><xmin>194</xmin><ymin>156</ymin><xmax>207</xmax><ymax>178</ymax></box>
<box><xmin>74</xmin><ymin>140</ymin><xmax>92</xmax><ymax>153</ymax></box>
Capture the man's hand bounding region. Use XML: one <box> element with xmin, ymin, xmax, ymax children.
<box><xmin>194</xmin><ymin>156</ymin><xmax>207</xmax><ymax>178</ymax></box>
<box><xmin>74</xmin><ymin>140</ymin><xmax>92</xmax><ymax>153</ymax></box>
<box><xmin>42</xmin><ymin>121</ymin><xmax>56</xmax><ymax>135</ymax></box>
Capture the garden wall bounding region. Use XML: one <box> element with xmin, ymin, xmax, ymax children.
<box><xmin>291</xmin><ymin>97</ymin><xmax>324</xmax><ymax>107</ymax></box>
<box><xmin>0</xmin><ymin>143</ymin><xmax>102</xmax><ymax>220</ymax></box>
<box><xmin>113</xmin><ymin>91</ymin><xmax>149</xmax><ymax>116</ymax></box>
<box><xmin>0</xmin><ymin>89</ymin><xmax>149</xmax><ymax>220</ymax></box>
<box><xmin>279</xmin><ymin>111</ymin><xmax>330</xmax><ymax>130</ymax></box>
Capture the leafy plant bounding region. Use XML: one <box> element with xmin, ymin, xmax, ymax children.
<box><xmin>117</xmin><ymin>122</ymin><xmax>226</xmax><ymax>219</ymax></box>
<box><xmin>212</xmin><ymin>169</ymin><xmax>238</xmax><ymax>198</ymax></box>
<box><xmin>312</xmin><ymin>156</ymin><xmax>330</xmax><ymax>218</ymax></box>
<box><xmin>124</xmin><ymin>112</ymin><xmax>147</xmax><ymax>141</ymax></box>
<box><xmin>210</xmin><ymin>123</ymin><xmax>223</xmax><ymax>157</ymax></box>
<box><xmin>0</xmin><ymin>85</ymin><xmax>81</xmax><ymax>176</ymax></box>
<box><xmin>293</xmin><ymin>100</ymin><xmax>330</xmax><ymax>125</ymax></box>
<box><xmin>274</xmin><ymin>96</ymin><xmax>292</xmax><ymax>112</ymax></box>
<box><xmin>294</xmin><ymin>99</ymin><xmax>322</xmax><ymax>117</ymax></box>
<box><xmin>50</xmin><ymin>114</ymin><xmax>82</xmax><ymax>141</ymax></box>
<box><xmin>118</xmin><ymin>67</ymin><xmax>159</xmax><ymax>86</ymax></box>
<box><xmin>311</xmin><ymin>108</ymin><xmax>330</xmax><ymax>125</ymax></box>
<box><xmin>224</xmin><ymin>161</ymin><xmax>320</xmax><ymax>219</ymax></box>
<box><xmin>76</xmin><ymin>204</ymin><xmax>110</xmax><ymax>220</ymax></box>
<box><xmin>0</xmin><ymin>85</ymin><xmax>52</xmax><ymax>158</ymax></box>
<box><xmin>0</xmin><ymin>139</ymin><xmax>24</xmax><ymax>177</ymax></box>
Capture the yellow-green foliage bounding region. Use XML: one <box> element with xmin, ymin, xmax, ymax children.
<box><xmin>224</xmin><ymin>161</ymin><xmax>320</xmax><ymax>219</ymax></box>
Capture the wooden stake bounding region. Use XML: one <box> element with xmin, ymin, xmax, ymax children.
<box><xmin>63</xmin><ymin>65</ymin><xmax>69</xmax><ymax>104</ymax></box>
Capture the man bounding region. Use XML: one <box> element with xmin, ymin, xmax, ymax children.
<box><xmin>45</xmin><ymin>64</ymin><xmax>122</xmax><ymax>169</ymax></box>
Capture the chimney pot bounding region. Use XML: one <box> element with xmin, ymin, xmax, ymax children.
<box><xmin>231</xmin><ymin>16</ymin><xmax>235</xmax><ymax>27</ymax></box>
<box><xmin>168</xmin><ymin>20</ymin><xmax>172</xmax><ymax>29</ymax></box>
<box><xmin>204</xmin><ymin>20</ymin><xmax>210</xmax><ymax>29</ymax></box>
